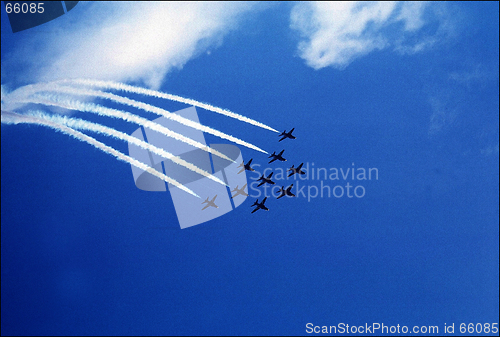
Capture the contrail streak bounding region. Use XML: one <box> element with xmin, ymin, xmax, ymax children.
<box><xmin>46</xmin><ymin>114</ymin><xmax>228</xmax><ymax>187</ymax></box>
<box><xmin>1</xmin><ymin>110</ymin><xmax>200</xmax><ymax>198</ymax></box>
<box><xmin>58</xmin><ymin>79</ymin><xmax>280</xmax><ymax>133</ymax></box>
<box><xmin>7</xmin><ymin>93</ymin><xmax>235</xmax><ymax>163</ymax></box>
<box><xmin>26</xmin><ymin>83</ymin><xmax>268</xmax><ymax>154</ymax></box>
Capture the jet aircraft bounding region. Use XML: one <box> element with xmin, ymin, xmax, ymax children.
<box><xmin>251</xmin><ymin>197</ymin><xmax>269</xmax><ymax>213</ymax></box>
<box><xmin>256</xmin><ymin>172</ymin><xmax>276</xmax><ymax>187</ymax></box>
<box><xmin>287</xmin><ymin>163</ymin><xmax>306</xmax><ymax>177</ymax></box>
<box><xmin>279</xmin><ymin>128</ymin><xmax>296</xmax><ymax>142</ymax></box>
<box><xmin>268</xmin><ymin>150</ymin><xmax>286</xmax><ymax>164</ymax></box>
<box><xmin>231</xmin><ymin>184</ymin><xmax>249</xmax><ymax>199</ymax></box>
<box><xmin>201</xmin><ymin>195</ymin><xmax>218</xmax><ymax>210</ymax></box>
<box><xmin>237</xmin><ymin>158</ymin><xmax>255</xmax><ymax>174</ymax></box>
<box><xmin>277</xmin><ymin>184</ymin><xmax>296</xmax><ymax>199</ymax></box>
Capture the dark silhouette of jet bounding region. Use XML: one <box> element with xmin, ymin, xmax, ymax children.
<box><xmin>251</xmin><ymin>197</ymin><xmax>269</xmax><ymax>213</ymax></box>
<box><xmin>231</xmin><ymin>184</ymin><xmax>249</xmax><ymax>199</ymax></box>
<box><xmin>287</xmin><ymin>163</ymin><xmax>306</xmax><ymax>177</ymax></box>
<box><xmin>268</xmin><ymin>150</ymin><xmax>286</xmax><ymax>163</ymax></box>
<box><xmin>237</xmin><ymin>158</ymin><xmax>255</xmax><ymax>174</ymax></box>
<box><xmin>279</xmin><ymin>128</ymin><xmax>296</xmax><ymax>142</ymax></box>
<box><xmin>256</xmin><ymin>172</ymin><xmax>276</xmax><ymax>187</ymax></box>
<box><xmin>201</xmin><ymin>195</ymin><xmax>218</xmax><ymax>210</ymax></box>
<box><xmin>277</xmin><ymin>184</ymin><xmax>296</xmax><ymax>199</ymax></box>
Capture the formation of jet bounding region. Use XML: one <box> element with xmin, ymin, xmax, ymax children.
<box><xmin>277</xmin><ymin>184</ymin><xmax>296</xmax><ymax>199</ymax></box>
<box><xmin>268</xmin><ymin>150</ymin><xmax>286</xmax><ymax>164</ymax></box>
<box><xmin>237</xmin><ymin>158</ymin><xmax>255</xmax><ymax>174</ymax></box>
<box><xmin>287</xmin><ymin>163</ymin><xmax>306</xmax><ymax>177</ymax></box>
<box><xmin>279</xmin><ymin>128</ymin><xmax>295</xmax><ymax>142</ymax></box>
<box><xmin>257</xmin><ymin>172</ymin><xmax>275</xmax><ymax>187</ymax></box>
<box><xmin>201</xmin><ymin>195</ymin><xmax>218</xmax><ymax>210</ymax></box>
<box><xmin>231</xmin><ymin>184</ymin><xmax>249</xmax><ymax>199</ymax></box>
<box><xmin>246</xmin><ymin>127</ymin><xmax>300</xmax><ymax>213</ymax></box>
<box><xmin>251</xmin><ymin>197</ymin><xmax>269</xmax><ymax>213</ymax></box>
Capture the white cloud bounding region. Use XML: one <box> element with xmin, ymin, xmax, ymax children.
<box><xmin>2</xmin><ymin>2</ymin><xmax>257</xmax><ymax>89</ymax></box>
<box><xmin>290</xmin><ymin>1</ymin><xmax>451</xmax><ymax>70</ymax></box>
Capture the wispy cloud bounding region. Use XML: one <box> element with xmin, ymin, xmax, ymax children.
<box><xmin>2</xmin><ymin>2</ymin><xmax>257</xmax><ymax>89</ymax></box>
<box><xmin>290</xmin><ymin>2</ymin><xmax>453</xmax><ymax>70</ymax></box>
<box><xmin>426</xmin><ymin>59</ymin><xmax>499</xmax><ymax>137</ymax></box>
<box><xmin>481</xmin><ymin>144</ymin><xmax>499</xmax><ymax>156</ymax></box>
<box><xmin>428</xmin><ymin>95</ymin><xmax>458</xmax><ymax>135</ymax></box>
<box><xmin>449</xmin><ymin>63</ymin><xmax>499</xmax><ymax>89</ymax></box>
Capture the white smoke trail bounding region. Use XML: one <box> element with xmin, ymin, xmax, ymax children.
<box><xmin>58</xmin><ymin>79</ymin><xmax>280</xmax><ymax>133</ymax></box>
<box><xmin>7</xmin><ymin>93</ymin><xmax>236</xmax><ymax>163</ymax></box>
<box><xmin>27</xmin><ymin>83</ymin><xmax>268</xmax><ymax>154</ymax></box>
<box><xmin>1</xmin><ymin>110</ymin><xmax>200</xmax><ymax>198</ymax></box>
<box><xmin>47</xmin><ymin>114</ymin><xmax>228</xmax><ymax>187</ymax></box>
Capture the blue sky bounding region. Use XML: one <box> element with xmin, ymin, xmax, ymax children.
<box><xmin>1</xmin><ymin>2</ymin><xmax>498</xmax><ymax>335</ymax></box>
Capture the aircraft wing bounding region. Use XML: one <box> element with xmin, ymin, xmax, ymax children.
<box><xmin>297</xmin><ymin>163</ymin><xmax>303</xmax><ymax>170</ymax></box>
<box><xmin>251</xmin><ymin>207</ymin><xmax>259</xmax><ymax>213</ymax></box>
<box><xmin>268</xmin><ymin>157</ymin><xmax>277</xmax><ymax>163</ymax></box>
<box><xmin>278</xmin><ymin>136</ymin><xmax>286</xmax><ymax>142</ymax></box>
<box><xmin>201</xmin><ymin>204</ymin><xmax>210</xmax><ymax>210</ymax></box>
